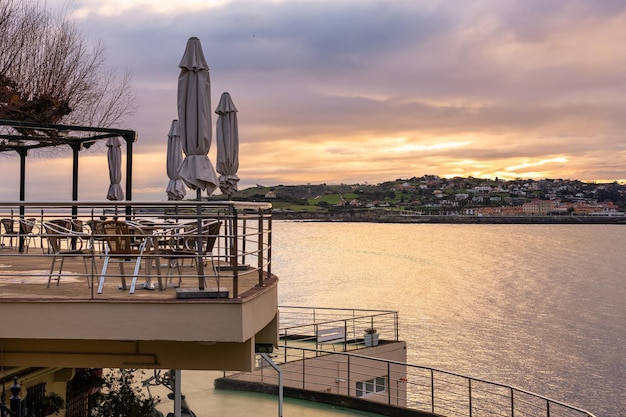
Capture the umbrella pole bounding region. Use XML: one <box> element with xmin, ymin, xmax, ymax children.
<box><xmin>196</xmin><ymin>189</ymin><xmax>206</xmax><ymax>290</ymax></box>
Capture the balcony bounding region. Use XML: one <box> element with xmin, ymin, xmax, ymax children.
<box><xmin>0</xmin><ymin>200</ymin><xmax>278</xmax><ymax>372</ymax></box>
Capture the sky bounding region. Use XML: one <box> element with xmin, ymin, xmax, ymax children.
<box><xmin>2</xmin><ymin>0</ymin><xmax>626</xmax><ymax>201</ymax></box>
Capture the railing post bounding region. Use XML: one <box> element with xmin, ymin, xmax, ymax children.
<box><xmin>40</xmin><ymin>208</ymin><xmax>45</xmax><ymax>250</ymax></box>
<box><xmin>343</xmin><ymin>320</ymin><xmax>347</xmax><ymax>352</ymax></box>
<box><xmin>347</xmin><ymin>355</ymin><xmax>351</xmax><ymax>397</ymax></box>
<box><xmin>547</xmin><ymin>400</ymin><xmax>550</xmax><ymax>417</ymax></box>
<box><xmin>315</xmin><ymin>323</ymin><xmax>319</xmax><ymax>353</ymax></box>
<box><xmin>258</xmin><ymin>209</ymin><xmax>264</xmax><ymax>286</ymax></box>
<box><xmin>266</xmin><ymin>213</ymin><xmax>272</xmax><ymax>279</ymax></box>
<box><xmin>431</xmin><ymin>370</ymin><xmax>435</xmax><ymax>414</ymax></box>
<box><xmin>395</xmin><ymin>311</ymin><xmax>399</xmax><ymax>341</ymax></box>
<box><xmin>469</xmin><ymin>378</ymin><xmax>473</xmax><ymax>417</ymax></box>
<box><xmin>387</xmin><ymin>362</ymin><xmax>391</xmax><ymax>405</ymax></box>
<box><xmin>232</xmin><ymin>208</ymin><xmax>238</xmax><ymax>297</ymax></box>
<box><xmin>302</xmin><ymin>350</ymin><xmax>306</xmax><ymax>390</ymax></box>
<box><xmin>241</xmin><ymin>217</ymin><xmax>247</xmax><ymax>266</ymax></box>
<box><xmin>511</xmin><ymin>387</ymin><xmax>514</xmax><ymax>417</ymax></box>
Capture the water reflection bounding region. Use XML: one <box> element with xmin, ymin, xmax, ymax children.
<box><xmin>273</xmin><ymin>222</ymin><xmax>625</xmax><ymax>417</ymax></box>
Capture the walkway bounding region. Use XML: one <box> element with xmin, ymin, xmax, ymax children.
<box><xmin>152</xmin><ymin>370</ymin><xmax>383</xmax><ymax>417</ymax></box>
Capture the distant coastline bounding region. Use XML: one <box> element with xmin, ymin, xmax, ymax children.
<box><xmin>231</xmin><ymin>178</ymin><xmax>626</xmax><ymax>223</ymax></box>
<box><xmin>272</xmin><ymin>212</ymin><xmax>626</xmax><ymax>224</ymax></box>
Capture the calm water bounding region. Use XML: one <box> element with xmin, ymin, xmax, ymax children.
<box><xmin>272</xmin><ymin>222</ymin><xmax>625</xmax><ymax>417</ymax></box>
<box><xmin>160</xmin><ymin>371</ymin><xmax>383</xmax><ymax>417</ymax></box>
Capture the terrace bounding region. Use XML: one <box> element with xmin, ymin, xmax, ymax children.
<box><xmin>0</xmin><ymin>200</ymin><xmax>278</xmax><ymax>372</ymax></box>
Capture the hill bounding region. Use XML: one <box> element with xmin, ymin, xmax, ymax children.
<box><xmin>208</xmin><ymin>176</ymin><xmax>626</xmax><ymax>221</ymax></box>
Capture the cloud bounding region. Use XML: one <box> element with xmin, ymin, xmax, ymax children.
<box><xmin>10</xmin><ymin>0</ymin><xmax>626</xmax><ymax>201</ymax></box>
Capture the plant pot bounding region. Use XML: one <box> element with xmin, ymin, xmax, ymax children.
<box><xmin>364</xmin><ymin>333</ymin><xmax>379</xmax><ymax>347</ymax></box>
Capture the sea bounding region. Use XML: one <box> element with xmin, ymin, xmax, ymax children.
<box><xmin>160</xmin><ymin>222</ymin><xmax>623</xmax><ymax>417</ymax></box>
<box><xmin>269</xmin><ymin>221</ymin><xmax>625</xmax><ymax>417</ymax></box>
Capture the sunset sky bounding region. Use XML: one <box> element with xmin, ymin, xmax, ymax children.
<box><xmin>3</xmin><ymin>0</ymin><xmax>626</xmax><ymax>201</ymax></box>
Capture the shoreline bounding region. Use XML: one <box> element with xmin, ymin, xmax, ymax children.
<box><xmin>272</xmin><ymin>213</ymin><xmax>626</xmax><ymax>224</ymax></box>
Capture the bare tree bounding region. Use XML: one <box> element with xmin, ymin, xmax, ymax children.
<box><xmin>0</xmin><ymin>0</ymin><xmax>136</xmax><ymax>128</ymax></box>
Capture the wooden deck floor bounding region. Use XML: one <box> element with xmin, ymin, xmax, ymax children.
<box><xmin>0</xmin><ymin>246</ymin><xmax>268</xmax><ymax>301</ymax></box>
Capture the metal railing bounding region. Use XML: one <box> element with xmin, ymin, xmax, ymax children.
<box><xmin>219</xmin><ymin>307</ymin><xmax>597</xmax><ymax>417</ymax></box>
<box><xmin>279</xmin><ymin>306</ymin><xmax>399</xmax><ymax>353</ymax></box>
<box><xmin>254</xmin><ymin>345</ymin><xmax>597</xmax><ymax>417</ymax></box>
<box><xmin>0</xmin><ymin>200</ymin><xmax>272</xmax><ymax>299</ymax></box>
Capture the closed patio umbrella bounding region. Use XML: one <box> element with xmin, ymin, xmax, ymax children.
<box><xmin>176</xmin><ymin>36</ymin><xmax>217</xmax><ymax>294</ymax></box>
<box><xmin>166</xmin><ymin>119</ymin><xmax>186</xmax><ymax>200</ymax></box>
<box><xmin>172</xmin><ymin>38</ymin><xmax>219</xmax><ymax>410</ymax></box>
<box><xmin>176</xmin><ymin>37</ymin><xmax>218</xmax><ymax>198</ymax></box>
<box><xmin>106</xmin><ymin>137</ymin><xmax>124</xmax><ymax>201</ymax></box>
<box><xmin>215</xmin><ymin>92</ymin><xmax>239</xmax><ymax>198</ymax></box>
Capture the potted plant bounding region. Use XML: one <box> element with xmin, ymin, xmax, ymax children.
<box><xmin>37</xmin><ymin>392</ymin><xmax>65</xmax><ymax>417</ymax></box>
<box><xmin>363</xmin><ymin>328</ymin><xmax>379</xmax><ymax>347</ymax></box>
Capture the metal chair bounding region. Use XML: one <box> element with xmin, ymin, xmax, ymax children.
<box><xmin>43</xmin><ymin>220</ymin><xmax>95</xmax><ymax>288</ymax></box>
<box><xmin>86</xmin><ymin>219</ymin><xmax>107</xmax><ymax>253</ymax></box>
<box><xmin>161</xmin><ymin>219</ymin><xmax>222</xmax><ymax>288</ymax></box>
<box><xmin>97</xmin><ymin>220</ymin><xmax>162</xmax><ymax>294</ymax></box>
<box><xmin>18</xmin><ymin>218</ymin><xmax>38</xmax><ymax>253</ymax></box>
<box><xmin>43</xmin><ymin>219</ymin><xmax>73</xmax><ymax>252</ymax></box>
<box><xmin>1</xmin><ymin>218</ymin><xmax>18</xmax><ymax>248</ymax></box>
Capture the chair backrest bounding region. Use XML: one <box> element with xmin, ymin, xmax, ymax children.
<box><xmin>43</xmin><ymin>220</ymin><xmax>91</xmax><ymax>253</ymax></box>
<box><xmin>1</xmin><ymin>218</ymin><xmax>15</xmax><ymax>234</ymax></box>
<box><xmin>101</xmin><ymin>220</ymin><xmax>134</xmax><ymax>254</ymax></box>
<box><xmin>86</xmin><ymin>219</ymin><xmax>105</xmax><ymax>235</ymax></box>
<box><xmin>203</xmin><ymin>220</ymin><xmax>222</xmax><ymax>254</ymax></box>
<box><xmin>50</xmin><ymin>219</ymin><xmax>72</xmax><ymax>229</ymax></box>
<box><xmin>70</xmin><ymin>219</ymin><xmax>85</xmax><ymax>233</ymax></box>
<box><xmin>19</xmin><ymin>218</ymin><xmax>36</xmax><ymax>234</ymax></box>
<box><xmin>43</xmin><ymin>221</ymin><xmax>68</xmax><ymax>253</ymax></box>
<box><xmin>134</xmin><ymin>219</ymin><xmax>156</xmax><ymax>227</ymax></box>
<box><xmin>174</xmin><ymin>219</ymin><xmax>222</xmax><ymax>254</ymax></box>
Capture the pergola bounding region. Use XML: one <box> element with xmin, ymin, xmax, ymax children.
<box><xmin>0</xmin><ymin>119</ymin><xmax>136</xmax><ymax>202</ymax></box>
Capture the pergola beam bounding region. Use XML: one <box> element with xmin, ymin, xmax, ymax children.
<box><xmin>0</xmin><ymin>119</ymin><xmax>138</xmax><ymax>251</ymax></box>
<box><xmin>0</xmin><ymin>118</ymin><xmax>137</xmax><ymax>202</ymax></box>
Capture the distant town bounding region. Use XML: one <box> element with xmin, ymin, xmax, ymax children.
<box><xmin>223</xmin><ymin>175</ymin><xmax>626</xmax><ymax>222</ymax></box>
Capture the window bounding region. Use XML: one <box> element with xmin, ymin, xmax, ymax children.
<box><xmin>356</xmin><ymin>376</ymin><xmax>387</xmax><ymax>397</ymax></box>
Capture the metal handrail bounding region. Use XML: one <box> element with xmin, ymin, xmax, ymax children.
<box><xmin>257</xmin><ymin>306</ymin><xmax>598</xmax><ymax>417</ymax></box>
<box><xmin>262</xmin><ymin>345</ymin><xmax>597</xmax><ymax>417</ymax></box>
<box><xmin>279</xmin><ymin>306</ymin><xmax>399</xmax><ymax>350</ymax></box>
<box><xmin>0</xmin><ymin>200</ymin><xmax>273</xmax><ymax>299</ymax></box>
<box><xmin>279</xmin><ymin>307</ymin><xmax>398</xmax><ymax>354</ymax></box>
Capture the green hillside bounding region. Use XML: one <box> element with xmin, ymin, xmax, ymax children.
<box><xmin>208</xmin><ymin>176</ymin><xmax>626</xmax><ymax>214</ymax></box>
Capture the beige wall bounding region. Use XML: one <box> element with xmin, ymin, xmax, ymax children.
<box><xmin>256</xmin><ymin>342</ymin><xmax>407</xmax><ymax>406</ymax></box>
<box><xmin>1</xmin><ymin>280</ymin><xmax>279</xmax><ymax>372</ymax></box>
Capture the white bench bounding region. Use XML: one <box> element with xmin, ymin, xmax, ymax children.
<box><xmin>316</xmin><ymin>326</ymin><xmax>346</xmax><ymax>350</ymax></box>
